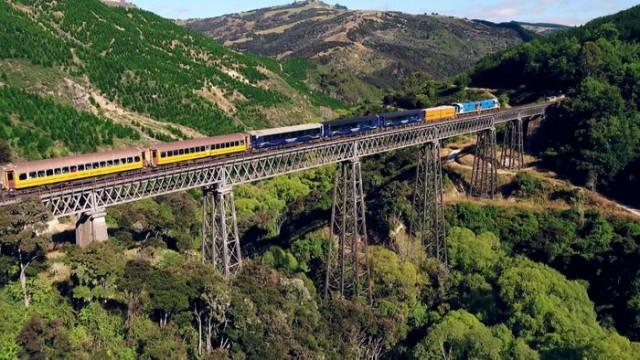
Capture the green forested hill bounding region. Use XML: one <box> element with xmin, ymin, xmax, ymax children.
<box><xmin>0</xmin><ymin>0</ymin><xmax>342</xmax><ymax>161</ymax></box>
<box><xmin>469</xmin><ymin>5</ymin><xmax>640</xmax><ymax>204</ymax></box>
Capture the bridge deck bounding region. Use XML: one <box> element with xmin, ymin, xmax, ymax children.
<box><xmin>0</xmin><ymin>103</ymin><xmax>548</xmax><ymax>217</ymax></box>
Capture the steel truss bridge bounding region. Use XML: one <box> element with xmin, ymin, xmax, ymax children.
<box><xmin>0</xmin><ymin>102</ymin><xmax>548</xmax><ymax>303</ymax></box>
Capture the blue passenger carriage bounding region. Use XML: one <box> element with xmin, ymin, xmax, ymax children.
<box><xmin>380</xmin><ymin>110</ymin><xmax>425</xmax><ymax>128</ymax></box>
<box><xmin>322</xmin><ymin>115</ymin><xmax>380</xmax><ymax>137</ymax></box>
<box><xmin>249</xmin><ymin>124</ymin><xmax>324</xmax><ymax>149</ymax></box>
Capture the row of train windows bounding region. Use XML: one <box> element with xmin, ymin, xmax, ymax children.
<box><xmin>160</xmin><ymin>140</ymin><xmax>244</xmax><ymax>158</ymax></box>
<box><xmin>384</xmin><ymin>116</ymin><xmax>422</xmax><ymax>124</ymax></box>
<box><xmin>330</xmin><ymin>122</ymin><xmax>376</xmax><ymax>131</ymax></box>
<box><xmin>18</xmin><ymin>156</ymin><xmax>141</xmax><ymax>181</ymax></box>
<box><xmin>262</xmin><ymin>129</ymin><xmax>322</xmax><ymax>142</ymax></box>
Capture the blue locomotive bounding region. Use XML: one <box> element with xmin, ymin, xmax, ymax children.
<box><xmin>453</xmin><ymin>99</ymin><xmax>500</xmax><ymax>114</ymax></box>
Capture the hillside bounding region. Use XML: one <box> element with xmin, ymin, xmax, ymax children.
<box><xmin>468</xmin><ymin>5</ymin><xmax>640</xmax><ymax>204</ymax></box>
<box><xmin>514</xmin><ymin>21</ymin><xmax>571</xmax><ymax>35</ymax></box>
<box><xmin>0</xmin><ymin>0</ymin><xmax>342</xmax><ymax>162</ymax></box>
<box><xmin>183</xmin><ymin>1</ymin><xmax>530</xmax><ymax>103</ymax></box>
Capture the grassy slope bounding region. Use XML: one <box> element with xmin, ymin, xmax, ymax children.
<box><xmin>0</xmin><ymin>0</ymin><xmax>344</xmax><ymax>161</ymax></box>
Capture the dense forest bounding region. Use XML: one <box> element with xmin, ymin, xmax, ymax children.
<box><xmin>469</xmin><ymin>5</ymin><xmax>640</xmax><ymax>205</ymax></box>
<box><xmin>2</xmin><ymin>150</ymin><xmax>640</xmax><ymax>358</ymax></box>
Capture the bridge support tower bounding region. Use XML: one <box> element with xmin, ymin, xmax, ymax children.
<box><xmin>201</xmin><ymin>184</ymin><xmax>242</xmax><ymax>276</ymax></box>
<box><xmin>470</xmin><ymin>129</ymin><xmax>498</xmax><ymax>198</ymax></box>
<box><xmin>325</xmin><ymin>159</ymin><xmax>373</xmax><ymax>305</ymax></box>
<box><xmin>500</xmin><ymin>118</ymin><xmax>524</xmax><ymax>170</ymax></box>
<box><xmin>76</xmin><ymin>207</ymin><xmax>109</xmax><ymax>248</ymax></box>
<box><xmin>410</xmin><ymin>141</ymin><xmax>447</xmax><ymax>264</ymax></box>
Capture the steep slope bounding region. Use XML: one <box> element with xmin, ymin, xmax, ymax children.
<box><xmin>0</xmin><ymin>0</ymin><xmax>342</xmax><ymax>162</ymax></box>
<box><xmin>183</xmin><ymin>1</ymin><xmax>529</xmax><ymax>102</ymax></box>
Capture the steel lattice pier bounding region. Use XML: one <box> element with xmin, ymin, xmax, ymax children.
<box><xmin>201</xmin><ymin>184</ymin><xmax>242</xmax><ymax>275</ymax></box>
<box><xmin>410</xmin><ymin>142</ymin><xmax>447</xmax><ymax>264</ymax></box>
<box><xmin>470</xmin><ymin>129</ymin><xmax>498</xmax><ymax>198</ymax></box>
<box><xmin>324</xmin><ymin>160</ymin><xmax>373</xmax><ymax>304</ymax></box>
<box><xmin>500</xmin><ymin>118</ymin><xmax>525</xmax><ymax>170</ymax></box>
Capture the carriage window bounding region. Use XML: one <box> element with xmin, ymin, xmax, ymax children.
<box><xmin>54</xmin><ymin>169</ymin><xmax>61</xmax><ymax>175</ymax></box>
<box><xmin>38</xmin><ymin>170</ymin><xmax>45</xmax><ymax>177</ymax></box>
<box><xmin>106</xmin><ymin>160</ymin><xmax>113</xmax><ymax>166</ymax></box>
<box><xmin>7</xmin><ymin>172</ymin><xmax>13</xmax><ymax>181</ymax></box>
<box><xmin>78</xmin><ymin>165</ymin><xmax>85</xmax><ymax>171</ymax></box>
<box><xmin>29</xmin><ymin>172</ymin><xmax>36</xmax><ymax>179</ymax></box>
<box><xmin>134</xmin><ymin>156</ymin><xmax>141</xmax><ymax>162</ymax></box>
<box><xmin>100</xmin><ymin>162</ymin><xmax>106</xmax><ymax>168</ymax></box>
<box><xmin>46</xmin><ymin>169</ymin><xmax>53</xmax><ymax>176</ymax></box>
<box><xmin>62</xmin><ymin>167</ymin><xmax>69</xmax><ymax>174</ymax></box>
<box><xmin>19</xmin><ymin>173</ymin><xmax>26</xmax><ymax>181</ymax></box>
<box><xmin>199</xmin><ymin>146</ymin><xmax>204</xmax><ymax>152</ymax></box>
<box><xmin>85</xmin><ymin>164</ymin><xmax>92</xmax><ymax>170</ymax></box>
<box><xmin>70</xmin><ymin>166</ymin><xmax>77</xmax><ymax>172</ymax></box>
<box><xmin>179</xmin><ymin>149</ymin><xmax>184</xmax><ymax>155</ymax></box>
<box><xmin>160</xmin><ymin>152</ymin><xmax>165</xmax><ymax>158</ymax></box>
<box><xmin>127</xmin><ymin>157</ymin><xmax>133</xmax><ymax>163</ymax></box>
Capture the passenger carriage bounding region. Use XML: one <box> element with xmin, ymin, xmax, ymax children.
<box><xmin>380</xmin><ymin>110</ymin><xmax>425</xmax><ymax>127</ymax></box>
<box><xmin>1</xmin><ymin>148</ymin><xmax>144</xmax><ymax>190</ymax></box>
<box><xmin>150</xmin><ymin>134</ymin><xmax>249</xmax><ymax>166</ymax></box>
<box><xmin>323</xmin><ymin>116</ymin><xmax>380</xmax><ymax>137</ymax></box>
<box><xmin>249</xmin><ymin>124</ymin><xmax>324</xmax><ymax>149</ymax></box>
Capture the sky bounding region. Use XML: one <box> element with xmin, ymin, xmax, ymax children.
<box><xmin>128</xmin><ymin>0</ymin><xmax>638</xmax><ymax>25</ymax></box>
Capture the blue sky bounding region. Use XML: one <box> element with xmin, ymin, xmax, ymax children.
<box><xmin>129</xmin><ymin>0</ymin><xmax>638</xmax><ymax>25</ymax></box>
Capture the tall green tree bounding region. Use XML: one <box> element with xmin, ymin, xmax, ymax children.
<box><xmin>0</xmin><ymin>197</ymin><xmax>50</xmax><ymax>307</ymax></box>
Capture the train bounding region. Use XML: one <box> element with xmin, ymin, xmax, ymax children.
<box><xmin>1</xmin><ymin>99</ymin><xmax>499</xmax><ymax>191</ymax></box>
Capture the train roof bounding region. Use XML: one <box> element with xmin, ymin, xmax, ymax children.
<box><xmin>248</xmin><ymin>123</ymin><xmax>322</xmax><ymax>137</ymax></box>
<box><xmin>4</xmin><ymin>147</ymin><xmax>143</xmax><ymax>173</ymax></box>
<box><xmin>150</xmin><ymin>133</ymin><xmax>247</xmax><ymax>152</ymax></box>
<box><xmin>323</xmin><ymin>115</ymin><xmax>378</xmax><ymax>127</ymax></box>
<box><xmin>425</xmin><ymin>105</ymin><xmax>456</xmax><ymax>111</ymax></box>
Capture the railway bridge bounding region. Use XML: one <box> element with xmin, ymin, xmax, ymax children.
<box><xmin>0</xmin><ymin>102</ymin><xmax>549</xmax><ymax>303</ymax></box>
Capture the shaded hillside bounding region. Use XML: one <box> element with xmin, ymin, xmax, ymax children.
<box><xmin>0</xmin><ymin>0</ymin><xmax>342</xmax><ymax>162</ymax></box>
<box><xmin>469</xmin><ymin>5</ymin><xmax>640</xmax><ymax>203</ymax></box>
<box><xmin>183</xmin><ymin>1</ymin><xmax>530</xmax><ymax>103</ymax></box>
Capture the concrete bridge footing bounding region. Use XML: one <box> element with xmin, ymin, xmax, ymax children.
<box><xmin>75</xmin><ymin>208</ymin><xmax>108</xmax><ymax>248</ymax></box>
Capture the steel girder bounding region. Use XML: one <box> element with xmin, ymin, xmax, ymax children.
<box><xmin>410</xmin><ymin>142</ymin><xmax>447</xmax><ymax>264</ymax></box>
<box><xmin>324</xmin><ymin>160</ymin><xmax>373</xmax><ymax>305</ymax></box>
<box><xmin>470</xmin><ymin>129</ymin><xmax>499</xmax><ymax>198</ymax></box>
<box><xmin>0</xmin><ymin>104</ymin><xmax>548</xmax><ymax>218</ymax></box>
<box><xmin>201</xmin><ymin>184</ymin><xmax>242</xmax><ymax>276</ymax></box>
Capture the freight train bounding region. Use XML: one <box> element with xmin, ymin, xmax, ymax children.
<box><xmin>1</xmin><ymin>99</ymin><xmax>499</xmax><ymax>191</ymax></box>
